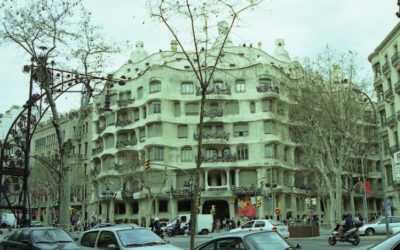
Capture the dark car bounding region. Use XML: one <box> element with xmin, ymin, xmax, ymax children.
<box><xmin>194</xmin><ymin>231</ymin><xmax>301</xmax><ymax>250</ymax></box>
<box><xmin>0</xmin><ymin>227</ymin><xmax>85</xmax><ymax>250</ymax></box>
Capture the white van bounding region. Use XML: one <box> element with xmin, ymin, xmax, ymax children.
<box><xmin>1</xmin><ymin>212</ymin><xmax>16</xmax><ymax>228</ymax></box>
<box><xmin>167</xmin><ymin>214</ymin><xmax>213</xmax><ymax>235</ymax></box>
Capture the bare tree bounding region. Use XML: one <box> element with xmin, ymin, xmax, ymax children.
<box><xmin>289</xmin><ymin>47</ymin><xmax>371</xmax><ymax>227</ymax></box>
<box><xmin>149</xmin><ymin>0</ymin><xmax>262</xmax><ymax>247</ymax></box>
<box><xmin>0</xmin><ymin>0</ymin><xmax>118</xmax><ymax>230</ymax></box>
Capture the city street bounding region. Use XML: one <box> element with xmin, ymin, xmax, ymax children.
<box><xmin>166</xmin><ymin>233</ymin><xmax>383</xmax><ymax>250</ymax></box>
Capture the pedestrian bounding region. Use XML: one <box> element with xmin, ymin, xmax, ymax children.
<box><xmin>236</xmin><ymin>219</ymin><xmax>241</xmax><ymax>228</ymax></box>
<box><xmin>216</xmin><ymin>219</ymin><xmax>221</xmax><ymax>232</ymax></box>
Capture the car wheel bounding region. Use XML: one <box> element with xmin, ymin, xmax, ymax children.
<box><xmin>328</xmin><ymin>236</ymin><xmax>336</xmax><ymax>246</ymax></box>
<box><xmin>200</xmin><ymin>229</ymin><xmax>209</xmax><ymax>235</ymax></box>
<box><xmin>365</xmin><ymin>228</ymin><xmax>375</xmax><ymax>236</ymax></box>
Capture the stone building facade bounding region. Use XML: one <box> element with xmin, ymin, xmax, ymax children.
<box><xmin>89</xmin><ymin>36</ymin><xmax>383</xmax><ymax>225</ymax></box>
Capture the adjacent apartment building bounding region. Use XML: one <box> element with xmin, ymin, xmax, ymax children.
<box><xmin>369</xmin><ymin>22</ymin><xmax>400</xmax><ymax>214</ymax></box>
<box><xmin>29</xmin><ymin>109</ymin><xmax>92</xmax><ymax>225</ymax></box>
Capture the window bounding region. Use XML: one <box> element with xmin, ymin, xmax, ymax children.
<box><xmin>137</xmin><ymin>87</ymin><xmax>143</xmax><ymax>99</ymax></box>
<box><xmin>131</xmin><ymin>202</ymin><xmax>139</xmax><ymax>214</ymax></box>
<box><xmin>206</xmin><ymin>148</ymin><xmax>218</xmax><ymax>159</ymax></box>
<box><xmin>237</xmin><ymin>146</ymin><xmax>248</xmax><ymax>160</ymax></box>
<box><xmin>242</xmin><ymin>221</ymin><xmax>255</xmax><ymax>228</ymax></box>
<box><xmin>181</xmin><ymin>82</ymin><xmax>194</xmax><ymax>94</ymax></box>
<box><xmin>181</xmin><ymin>147</ymin><xmax>193</xmax><ymax>161</ymax></box>
<box><xmin>265</xmin><ymin>144</ymin><xmax>276</xmax><ymax>158</ymax></box>
<box><xmin>262</xmin><ymin>99</ymin><xmax>272</xmax><ymax>112</ymax></box>
<box><xmin>264</xmin><ymin>121</ymin><xmax>275</xmax><ymax>134</ymax></box>
<box><xmin>147</xmin><ymin>123</ymin><xmax>162</xmax><ymax>137</ymax></box>
<box><xmin>149</xmin><ymin>101</ymin><xmax>161</xmax><ymax>114</ymax></box>
<box><xmin>225</xmin><ymin>101</ymin><xmax>239</xmax><ymax>115</ymax></box>
<box><xmin>213</xmin><ymin>80</ymin><xmax>224</xmax><ymax>90</ymax></box>
<box><xmin>139</xmin><ymin>128</ymin><xmax>146</xmax><ymax>142</ymax></box>
<box><xmin>177</xmin><ymin>125</ymin><xmax>188</xmax><ymax>138</ymax></box>
<box><xmin>143</xmin><ymin>107</ymin><xmax>147</xmax><ymax>119</ymax></box>
<box><xmin>254</xmin><ymin>221</ymin><xmax>265</xmax><ymax>228</ymax></box>
<box><xmin>236</xmin><ymin>80</ymin><xmax>245</xmax><ymax>93</ymax></box>
<box><xmin>250</xmin><ymin>101</ymin><xmax>255</xmax><ymax>113</ymax></box>
<box><xmin>134</xmin><ymin>109</ymin><xmax>140</xmax><ymax>121</ymax></box>
<box><xmin>259</xmin><ymin>78</ymin><xmax>272</xmax><ymax>87</ymax></box>
<box><xmin>177</xmin><ymin>200</ymin><xmax>191</xmax><ymax>212</ymax></box>
<box><xmin>159</xmin><ymin>200</ymin><xmax>168</xmax><ymax>212</ymax></box>
<box><xmin>216</xmin><ymin>238</ymin><xmax>246</xmax><ymax>250</ymax></box>
<box><xmin>97</xmin><ymin>231</ymin><xmax>118</xmax><ymax>248</ymax></box>
<box><xmin>115</xmin><ymin>203</ymin><xmax>126</xmax><ymax>215</ymax></box>
<box><xmin>150</xmin><ymin>147</ymin><xmax>164</xmax><ymax>161</ymax></box>
<box><xmin>185</xmin><ymin>103</ymin><xmax>199</xmax><ymax>115</ymax></box>
<box><xmin>149</xmin><ymin>80</ymin><xmax>161</xmax><ymax>93</ymax></box>
<box><xmin>174</xmin><ymin>102</ymin><xmax>181</xmax><ymax>117</ymax></box>
<box><xmin>233</xmin><ymin>123</ymin><xmax>248</xmax><ymax>137</ymax></box>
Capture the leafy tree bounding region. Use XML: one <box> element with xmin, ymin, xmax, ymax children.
<box><xmin>289</xmin><ymin>47</ymin><xmax>373</xmax><ymax>227</ymax></box>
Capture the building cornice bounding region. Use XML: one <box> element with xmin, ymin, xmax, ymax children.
<box><xmin>368</xmin><ymin>22</ymin><xmax>400</xmax><ymax>62</ymax></box>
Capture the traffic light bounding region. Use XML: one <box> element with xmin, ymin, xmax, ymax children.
<box><xmin>256</xmin><ymin>198</ymin><xmax>262</xmax><ymax>208</ymax></box>
<box><xmin>196</xmin><ymin>196</ymin><xmax>201</xmax><ymax>207</ymax></box>
<box><xmin>211</xmin><ymin>205</ymin><xmax>216</xmax><ymax>215</ymax></box>
<box><xmin>145</xmin><ymin>159</ymin><xmax>151</xmax><ymax>170</ymax></box>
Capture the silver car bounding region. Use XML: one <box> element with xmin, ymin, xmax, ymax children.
<box><xmin>359</xmin><ymin>216</ymin><xmax>400</xmax><ymax>236</ymax></box>
<box><xmin>80</xmin><ymin>225</ymin><xmax>182</xmax><ymax>249</ymax></box>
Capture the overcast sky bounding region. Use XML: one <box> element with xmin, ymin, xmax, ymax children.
<box><xmin>0</xmin><ymin>0</ymin><xmax>398</xmax><ymax>114</ymax></box>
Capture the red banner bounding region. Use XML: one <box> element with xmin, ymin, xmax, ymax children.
<box><xmin>365</xmin><ymin>180</ymin><xmax>371</xmax><ymax>197</ymax></box>
<box><xmin>237</xmin><ymin>196</ymin><xmax>256</xmax><ymax>217</ymax></box>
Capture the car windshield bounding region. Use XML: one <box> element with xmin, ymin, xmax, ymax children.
<box><xmin>245</xmin><ymin>232</ymin><xmax>291</xmax><ymax>250</ymax></box>
<box><xmin>117</xmin><ymin>228</ymin><xmax>165</xmax><ymax>247</ymax></box>
<box><xmin>31</xmin><ymin>228</ymin><xmax>73</xmax><ymax>243</ymax></box>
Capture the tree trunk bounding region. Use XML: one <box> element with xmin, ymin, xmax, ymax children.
<box><xmin>328</xmin><ymin>191</ymin><xmax>336</xmax><ymax>228</ymax></box>
<box><xmin>59</xmin><ymin>167</ymin><xmax>71</xmax><ymax>231</ymax></box>
<box><xmin>335</xmin><ymin>171</ymin><xmax>343</xmax><ymax>223</ymax></box>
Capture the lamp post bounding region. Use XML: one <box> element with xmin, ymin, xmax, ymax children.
<box><xmin>102</xmin><ymin>186</ymin><xmax>115</xmax><ymax>223</ymax></box>
<box><xmin>264</xmin><ymin>162</ymin><xmax>277</xmax><ymax>219</ymax></box>
<box><xmin>353</xmin><ymin>88</ymin><xmax>389</xmax><ymax>237</ymax></box>
<box><xmin>360</xmin><ymin>153</ymin><xmax>369</xmax><ymax>224</ymax></box>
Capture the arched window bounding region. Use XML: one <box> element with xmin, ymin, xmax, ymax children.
<box><xmin>181</xmin><ymin>147</ymin><xmax>193</xmax><ymax>162</ymax></box>
<box><xmin>149</xmin><ymin>80</ymin><xmax>161</xmax><ymax>93</ymax></box>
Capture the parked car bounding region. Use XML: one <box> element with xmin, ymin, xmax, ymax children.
<box><xmin>0</xmin><ymin>227</ymin><xmax>85</xmax><ymax>250</ymax></box>
<box><xmin>359</xmin><ymin>216</ymin><xmax>400</xmax><ymax>236</ymax></box>
<box><xmin>194</xmin><ymin>231</ymin><xmax>301</xmax><ymax>250</ymax></box>
<box><xmin>229</xmin><ymin>219</ymin><xmax>289</xmax><ymax>238</ymax></box>
<box><xmin>365</xmin><ymin>231</ymin><xmax>400</xmax><ymax>249</ymax></box>
<box><xmin>80</xmin><ymin>225</ymin><xmax>183</xmax><ymax>249</ymax></box>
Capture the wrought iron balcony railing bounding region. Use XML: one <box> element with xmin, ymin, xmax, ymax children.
<box><xmin>196</xmin><ymin>85</ymin><xmax>231</xmax><ymax>96</ymax></box>
<box><xmin>92</xmin><ymin>146</ymin><xmax>104</xmax><ymax>156</ymax></box>
<box><xmin>384</xmin><ymin>88</ymin><xmax>394</xmax><ymax>100</ymax></box>
<box><xmin>382</xmin><ymin>62</ymin><xmax>390</xmax><ymax>75</ymax></box>
<box><xmin>97</xmin><ymin>126</ymin><xmax>106</xmax><ymax>134</ymax></box>
<box><xmin>231</xmin><ymin>185</ymin><xmax>262</xmax><ymax>196</ymax></box>
<box><xmin>116</xmin><ymin>119</ymin><xmax>132</xmax><ymax>127</ymax></box>
<box><xmin>387</xmin><ymin>114</ymin><xmax>397</xmax><ymax>127</ymax></box>
<box><xmin>390</xmin><ymin>144</ymin><xmax>400</xmax><ymax>155</ymax></box>
<box><xmin>193</xmin><ymin>131</ymin><xmax>229</xmax><ymax>141</ymax></box>
<box><xmin>204</xmin><ymin>109</ymin><xmax>223</xmax><ymax>118</ymax></box>
<box><xmin>256</xmin><ymin>85</ymin><xmax>280</xmax><ymax>94</ymax></box>
<box><xmin>117</xmin><ymin>98</ymin><xmax>134</xmax><ymax>107</ymax></box>
<box><xmin>392</xmin><ymin>52</ymin><xmax>399</xmax><ymax>66</ymax></box>
<box><xmin>198</xmin><ymin>154</ymin><xmax>237</xmax><ymax>162</ymax></box>
<box><xmin>116</xmin><ymin>140</ymin><xmax>136</xmax><ymax>148</ymax></box>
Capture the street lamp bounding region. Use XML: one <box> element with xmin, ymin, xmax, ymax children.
<box><xmin>353</xmin><ymin>88</ymin><xmax>389</xmax><ymax>237</ymax></box>
<box><xmin>264</xmin><ymin>162</ymin><xmax>278</xmax><ymax>219</ymax></box>
<box><xmin>102</xmin><ymin>186</ymin><xmax>115</xmax><ymax>223</ymax></box>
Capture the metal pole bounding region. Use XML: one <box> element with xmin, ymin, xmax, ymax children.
<box><xmin>106</xmin><ymin>197</ymin><xmax>110</xmax><ymax>223</ymax></box>
<box><xmin>360</xmin><ymin>91</ymin><xmax>389</xmax><ymax>237</ymax></box>
<box><xmin>361</xmin><ymin>154</ymin><xmax>369</xmax><ymax>224</ymax></box>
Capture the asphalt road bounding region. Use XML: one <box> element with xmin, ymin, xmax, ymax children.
<box><xmin>167</xmin><ymin>235</ymin><xmax>383</xmax><ymax>250</ymax></box>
